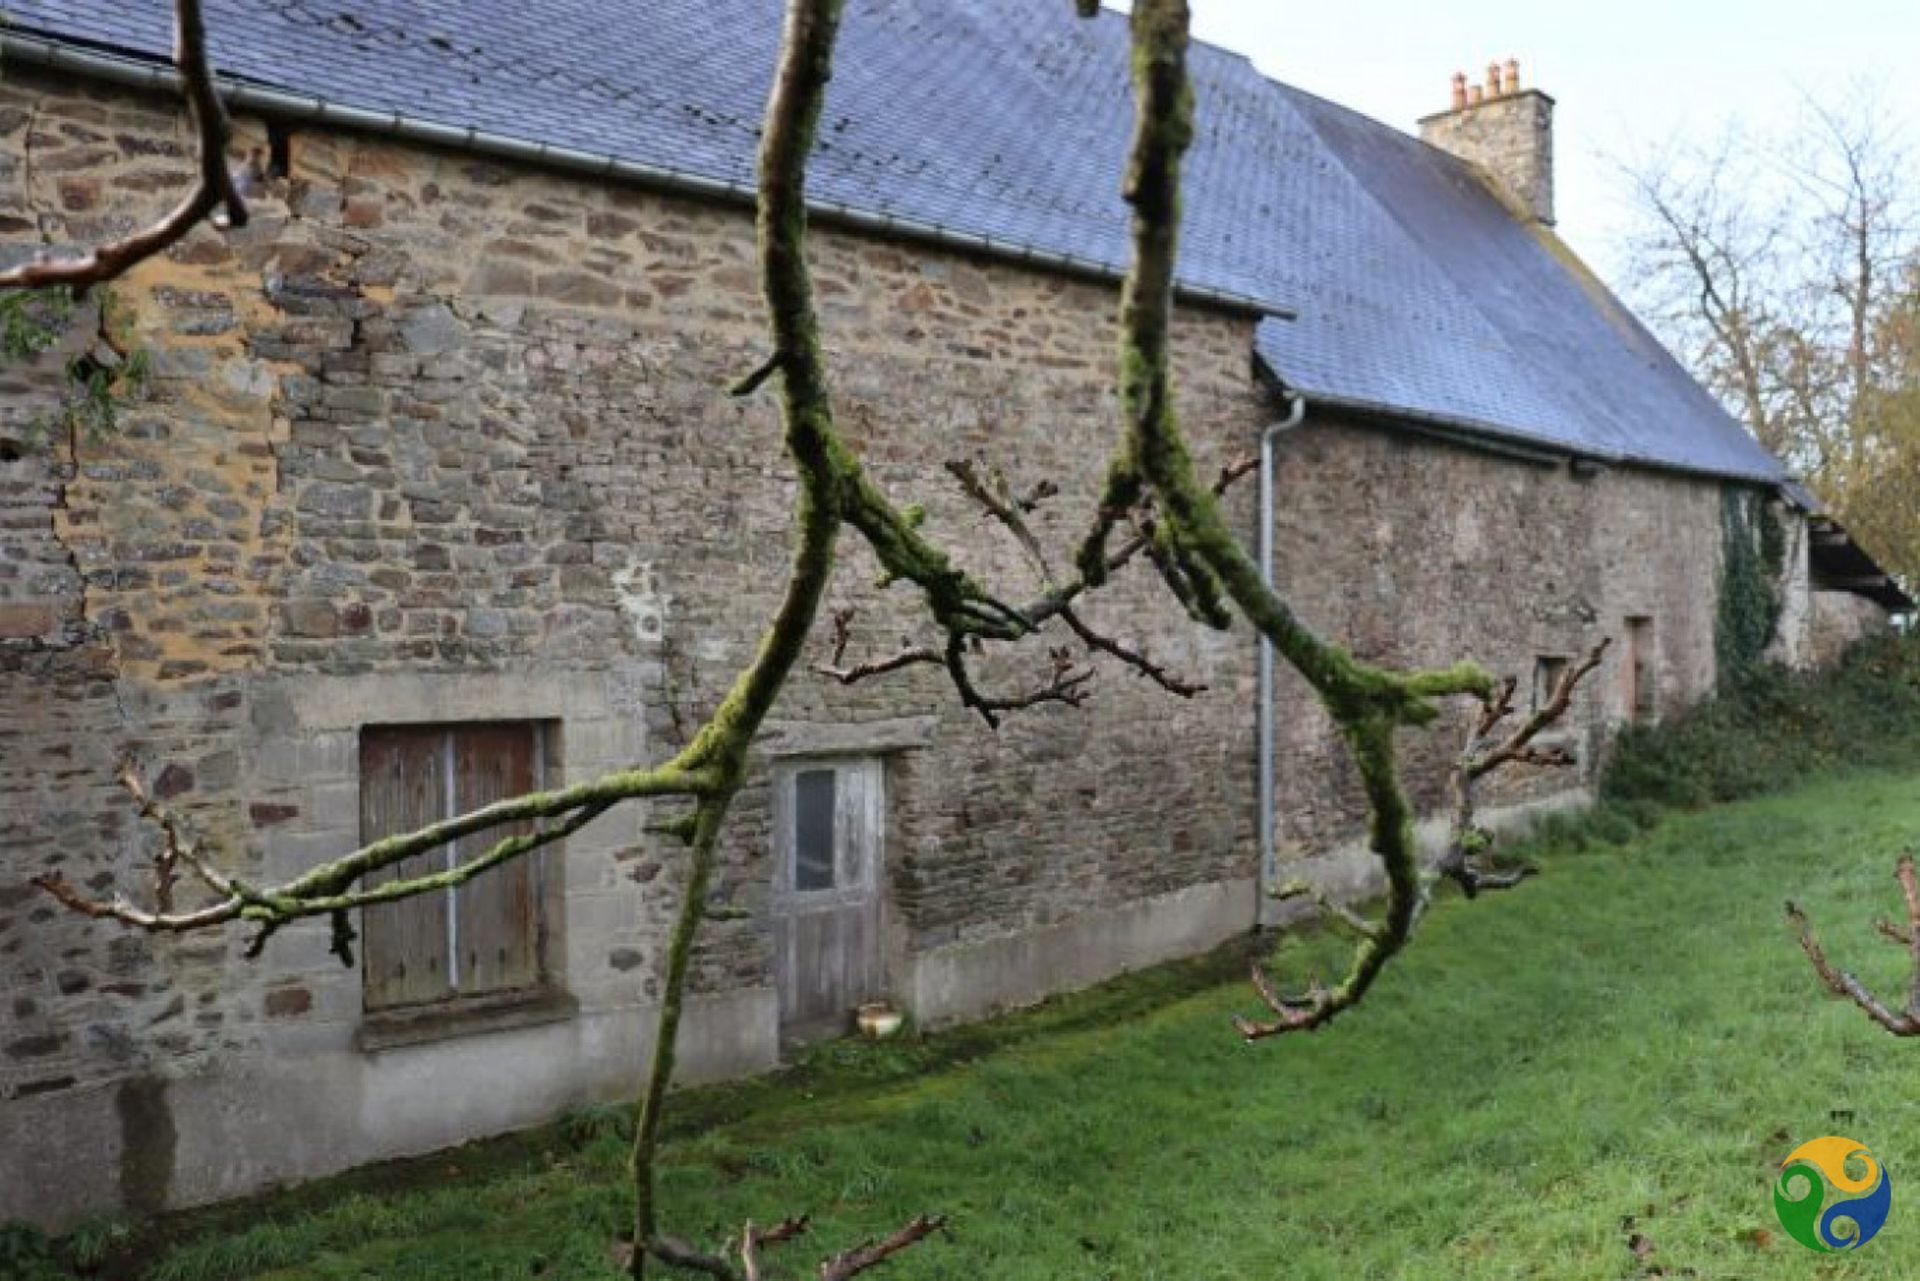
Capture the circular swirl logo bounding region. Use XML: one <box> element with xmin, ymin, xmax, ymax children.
<box><xmin>1774</xmin><ymin>1135</ymin><xmax>1893</xmax><ymax>1251</ymax></box>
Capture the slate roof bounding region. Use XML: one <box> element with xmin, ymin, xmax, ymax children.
<box><xmin>9</xmin><ymin>0</ymin><xmax>1787</xmax><ymax>483</ymax></box>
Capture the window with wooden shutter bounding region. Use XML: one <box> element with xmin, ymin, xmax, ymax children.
<box><xmin>1530</xmin><ymin>654</ymin><xmax>1569</xmax><ymax>714</ymax></box>
<box><xmin>1623</xmin><ymin>616</ymin><xmax>1658</xmax><ymax>723</ymax></box>
<box><xmin>359</xmin><ymin>722</ymin><xmax>551</xmax><ymax>1013</ymax></box>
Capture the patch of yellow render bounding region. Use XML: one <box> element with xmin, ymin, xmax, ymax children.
<box><xmin>53</xmin><ymin>251</ymin><xmax>298</xmax><ymax>683</ymax></box>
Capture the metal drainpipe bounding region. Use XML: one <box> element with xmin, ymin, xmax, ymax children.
<box><xmin>1256</xmin><ymin>390</ymin><xmax>1307</xmax><ymax>926</ymax></box>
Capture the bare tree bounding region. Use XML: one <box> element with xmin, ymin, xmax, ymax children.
<box><xmin>1789</xmin><ymin>93</ymin><xmax>1915</xmax><ymax>425</ymax></box>
<box><xmin>1621</xmin><ymin>132</ymin><xmax>1800</xmax><ymax>454</ymax></box>
<box><xmin>14</xmin><ymin>0</ymin><xmax>1596</xmax><ymax>1272</ymax></box>
<box><xmin>1616</xmin><ymin>87</ymin><xmax>1920</xmax><ymax>586</ymax></box>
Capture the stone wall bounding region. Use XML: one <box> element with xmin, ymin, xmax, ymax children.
<box><xmin>1259</xmin><ymin>420</ymin><xmax>1726</xmax><ymax>893</ymax></box>
<box><xmin>1768</xmin><ymin>505</ymin><xmax>1814</xmax><ymax>669</ymax></box>
<box><xmin>1808</xmin><ymin>590</ymin><xmax>1892</xmax><ymax>668</ymax></box>
<box><xmin>0</xmin><ymin>68</ymin><xmax>1760</xmax><ymax>1224</ymax></box>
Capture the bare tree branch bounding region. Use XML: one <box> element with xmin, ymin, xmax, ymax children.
<box><xmin>939</xmin><ymin>636</ymin><xmax>1093</xmax><ymax>725</ymax></box>
<box><xmin>642</xmin><ymin>1210</ymin><xmax>940</xmax><ymax>1281</ymax></box>
<box><xmin>812</xmin><ymin>606</ymin><xmax>945</xmax><ymax>684</ymax></box>
<box><xmin>1789</xmin><ymin>853</ymin><xmax>1920</xmax><ymax>1035</ymax></box>
<box><xmin>818</xmin><ymin>1214</ymin><xmax>949</xmax><ymax>1280</ymax></box>
<box><xmin>1433</xmin><ymin>637</ymin><xmax>1610</xmax><ymax>899</ymax></box>
<box><xmin>0</xmin><ymin>0</ymin><xmax>249</xmax><ymax>290</ymax></box>
<box><xmin>1009</xmin><ymin>451</ymin><xmax>1257</xmax><ymax>634</ymax></box>
<box><xmin>36</xmin><ymin>789</ymin><xmax>617</xmax><ymax>973</ymax></box>
<box><xmin>817</xmin><ymin>444</ymin><xmax>1232</xmax><ymax>716</ymax></box>
<box><xmin>740</xmin><ymin>1216</ymin><xmax>810</xmax><ymax>1281</ymax></box>
<box><xmin>1269</xmin><ymin>879</ymin><xmax>1380</xmax><ymax>940</ymax></box>
<box><xmin>944</xmin><ymin>456</ymin><xmax>1212</xmax><ymax>696</ymax></box>
<box><xmin>36</xmin><ymin>760</ymin><xmax>708</xmax><ymax>946</ymax></box>
<box><xmin>117</xmin><ymin>758</ymin><xmax>236</xmax><ymax>910</ymax></box>
<box><xmin>1239</xmin><ymin>639</ymin><xmax>1607</xmax><ymax>1038</ymax></box>
<box><xmin>945</xmin><ymin>459</ymin><xmax>1053</xmax><ymax>580</ymax></box>
<box><xmin>1057</xmin><ymin>605</ymin><xmax>1205</xmax><ymax>696</ymax></box>
<box><xmin>32</xmin><ymin>870</ymin><xmax>240</xmax><ymax>933</ymax></box>
<box><xmin>644</xmin><ymin>1235</ymin><xmax>742</xmax><ymax>1281</ymax></box>
<box><xmin>811</xmin><ymin>607</ymin><xmax>1092</xmax><ymax>727</ymax></box>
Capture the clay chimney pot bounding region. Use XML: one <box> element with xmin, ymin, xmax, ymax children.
<box><xmin>1451</xmin><ymin>71</ymin><xmax>1468</xmax><ymax>111</ymax></box>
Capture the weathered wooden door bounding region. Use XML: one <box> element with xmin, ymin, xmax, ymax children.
<box><xmin>771</xmin><ymin>757</ymin><xmax>884</xmax><ymax>1044</ymax></box>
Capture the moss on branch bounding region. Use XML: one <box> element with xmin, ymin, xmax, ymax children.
<box><xmin>1115</xmin><ymin>0</ymin><xmax>1496</xmax><ymax>1038</ymax></box>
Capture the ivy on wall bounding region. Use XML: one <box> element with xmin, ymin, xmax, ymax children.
<box><xmin>0</xmin><ymin>286</ymin><xmax>149</xmax><ymax>453</ymax></box>
<box><xmin>1716</xmin><ymin>485</ymin><xmax>1789</xmax><ymax>689</ymax></box>
<box><xmin>0</xmin><ymin>286</ymin><xmax>75</xmax><ymax>363</ymax></box>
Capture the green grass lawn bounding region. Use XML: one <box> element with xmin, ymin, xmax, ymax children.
<box><xmin>133</xmin><ymin>766</ymin><xmax>1920</xmax><ymax>1280</ymax></box>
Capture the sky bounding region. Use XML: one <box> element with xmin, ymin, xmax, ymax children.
<box><xmin>1160</xmin><ymin>0</ymin><xmax>1920</xmax><ymax>287</ymax></box>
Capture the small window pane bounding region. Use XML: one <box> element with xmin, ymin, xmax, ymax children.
<box><xmin>1531</xmin><ymin>655</ymin><xmax>1568</xmax><ymax>713</ymax></box>
<box><xmin>793</xmin><ymin>768</ymin><xmax>837</xmax><ymax>891</ymax></box>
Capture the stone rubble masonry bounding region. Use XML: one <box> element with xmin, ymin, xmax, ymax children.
<box><xmin>1809</xmin><ymin>590</ymin><xmax>1891</xmax><ymax>668</ymax></box>
<box><xmin>0</xmin><ymin>66</ymin><xmax>1783</xmax><ymax>1225</ymax></box>
<box><xmin>1419</xmin><ymin>88</ymin><xmax>1556</xmax><ymax>226</ymax></box>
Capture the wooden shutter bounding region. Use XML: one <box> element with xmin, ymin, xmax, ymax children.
<box><xmin>452</xmin><ymin>724</ymin><xmax>541</xmax><ymax>995</ymax></box>
<box><xmin>1625</xmin><ymin>617</ymin><xmax>1656</xmax><ymax>721</ymax></box>
<box><xmin>361</xmin><ymin>727</ymin><xmax>452</xmax><ymax>1010</ymax></box>
<box><xmin>360</xmin><ymin>722</ymin><xmax>545</xmax><ymax>1012</ymax></box>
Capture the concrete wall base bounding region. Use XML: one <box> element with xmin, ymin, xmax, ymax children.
<box><xmin>904</xmin><ymin>877</ymin><xmax>1259</xmax><ymax>1029</ymax></box>
<box><xmin>0</xmin><ymin>988</ymin><xmax>777</xmax><ymax>1228</ymax></box>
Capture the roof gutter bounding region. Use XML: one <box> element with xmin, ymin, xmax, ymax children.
<box><xmin>1299</xmin><ymin>388</ymin><xmax>1791</xmax><ymax>487</ymax></box>
<box><xmin>0</xmin><ymin>29</ymin><xmax>1290</xmax><ymax>320</ymax></box>
<box><xmin>1299</xmin><ymin>389</ymin><xmax>1615</xmax><ymax>470</ymax></box>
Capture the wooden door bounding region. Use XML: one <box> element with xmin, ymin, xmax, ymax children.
<box><xmin>771</xmin><ymin>757</ymin><xmax>884</xmax><ymax>1044</ymax></box>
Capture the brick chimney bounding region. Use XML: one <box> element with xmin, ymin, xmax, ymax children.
<box><xmin>1418</xmin><ymin>58</ymin><xmax>1555</xmax><ymax>225</ymax></box>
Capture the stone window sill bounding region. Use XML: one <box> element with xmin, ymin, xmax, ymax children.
<box><xmin>356</xmin><ymin>987</ymin><xmax>577</xmax><ymax>1053</ymax></box>
<box><xmin>1524</xmin><ymin>728</ymin><xmax>1579</xmax><ymax>760</ymax></box>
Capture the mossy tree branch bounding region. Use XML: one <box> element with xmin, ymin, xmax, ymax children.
<box><xmin>1108</xmin><ymin>0</ymin><xmax>1519</xmax><ymax>1039</ymax></box>
<box><xmin>817</xmin><ymin>453</ymin><xmax>1257</xmax><ymax>716</ymax></box>
<box><xmin>34</xmin><ymin>762</ymin><xmax>718</xmax><ymax>943</ymax></box>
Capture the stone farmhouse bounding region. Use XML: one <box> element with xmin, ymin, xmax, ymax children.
<box><xmin>0</xmin><ymin>0</ymin><xmax>1904</xmax><ymax>1226</ymax></box>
